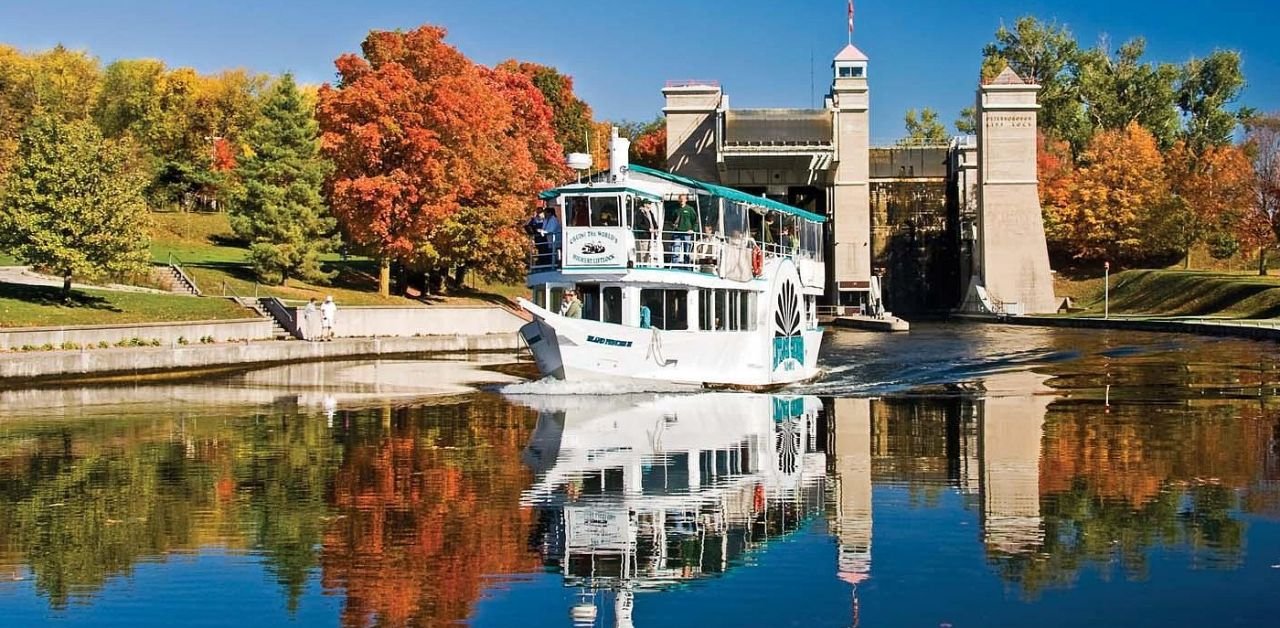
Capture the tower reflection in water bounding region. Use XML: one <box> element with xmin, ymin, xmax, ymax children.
<box><xmin>511</xmin><ymin>383</ymin><xmax>1053</xmax><ymax>627</ymax></box>
<box><xmin>512</xmin><ymin>393</ymin><xmax>830</xmax><ymax>627</ymax></box>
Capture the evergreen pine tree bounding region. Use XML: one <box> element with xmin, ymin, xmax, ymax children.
<box><xmin>230</xmin><ymin>73</ymin><xmax>335</xmax><ymax>285</ymax></box>
<box><xmin>0</xmin><ymin>115</ymin><xmax>150</xmax><ymax>300</ymax></box>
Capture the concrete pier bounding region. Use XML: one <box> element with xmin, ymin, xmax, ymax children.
<box><xmin>830</xmin><ymin>314</ymin><xmax>910</xmax><ymax>332</ymax></box>
<box><xmin>0</xmin><ymin>333</ymin><xmax>522</xmax><ymax>385</ymax></box>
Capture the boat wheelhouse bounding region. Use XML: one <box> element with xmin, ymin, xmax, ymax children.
<box><xmin>518</xmin><ymin>131</ymin><xmax>827</xmax><ymax>389</ymax></box>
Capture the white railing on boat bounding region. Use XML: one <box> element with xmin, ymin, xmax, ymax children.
<box><xmin>530</xmin><ymin>235</ymin><xmax>822</xmax><ymax>276</ymax></box>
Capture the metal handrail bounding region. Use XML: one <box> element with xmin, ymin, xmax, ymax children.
<box><xmin>166</xmin><ymin>252</ymin><xmax>202</xmax><ymax>296</ymax></box>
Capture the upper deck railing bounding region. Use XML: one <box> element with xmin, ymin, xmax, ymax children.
<box><xmin>530</xmin><ymin>231</ymin><xmax>822</xmax><ymax>280</ymax></box>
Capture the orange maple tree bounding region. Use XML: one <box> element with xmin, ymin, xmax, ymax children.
<box><xmin>631</xmin><ymin>125</ymin><xmax>667</xmax><ymax>169</ymax></box>
<box><xmin>1163</xmin><ymin>142</ymin><xmax>1256</xmax><ymax>266</ymax></box>
<box><xmin>1037</xmin><ymin>130</ymin><xmax>1076</xmax><ymax>253</ymax></box>
<box><xmin>317</xmin><ymin>25</ymin><xmax>565</xmax><ymax>295</ymax></box>
<box><xmin>1053</xmin><ymin>123</ymin><xmax>1171</xmax><ymax>262</ymax></box>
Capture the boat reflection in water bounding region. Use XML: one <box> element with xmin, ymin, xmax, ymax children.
<box><xmin>510</xmin><ymin>393</ymin><xmax>830</xmax><ymax>626</ymax></box>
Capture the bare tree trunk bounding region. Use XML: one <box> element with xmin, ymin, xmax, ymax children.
<box><xmin>378</xmin><ymin>257</ymin><xmax>390</xmax><ymax>297</ymax></box>
<box><xmin>62</xmin><ymin>273</ymin><xmax>72</xmax><ymax>302</ymax></box>
<box><xmin>452</xmin><ymin>265</ymin><xmax>468</xmax><ymax>292</ymax></box>
<box><xmin>1260</xmin><ymin>246</ymin><xmax>1268</xmax><ymax>276</ymax></box>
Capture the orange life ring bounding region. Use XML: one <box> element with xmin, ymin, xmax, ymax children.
<box><xmin>751</xmin><ymin>246</ymin><xmax>764</xmax><ymax>276</ymax></box>
<box><xmin>753</xmin><ymin>483</ymin><xmax>766</xmax><ymax>512</ymax></box>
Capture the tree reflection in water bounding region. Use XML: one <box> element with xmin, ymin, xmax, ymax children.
<box><xmin>319</xmin><ymin>397</ymin><xmax>542</xmax><ymax>627</ymax></box>
<box><xmin>0</xmin><ymin>373</ymin><xmax>1276</xmax><ymax>623</ymax></box>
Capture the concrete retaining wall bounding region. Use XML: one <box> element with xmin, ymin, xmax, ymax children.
<box><xmin>290</xmin><ymin>305</ymin><xmax>527</xmax><ymax>340</ymax></box>
<box><xmin>957</xmin><ymin>313</ymin><xmax>1280</xmax><ymax>342</ymax></box>
<box><xmin>0</xmin><ymin>318</ymin><xmax>274</xmax><ymax>351</ymax></box>
<box><xmin>0</xmin><ymin>334</ymin><xmax>521</xmax><ymax>382</ymax></box>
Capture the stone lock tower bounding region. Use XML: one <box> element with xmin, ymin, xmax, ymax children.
<box><xmin>970</xmin><ymin>67</ymin><xmax>1057</xmax><ymax>314</ymax></box>
<box><xmin>829</xmin><ymin>44</ymin><xmax>872</xmax><ymax>305</ymax></box>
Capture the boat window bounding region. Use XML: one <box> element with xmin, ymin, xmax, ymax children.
<box><xmin>549</xmin><ymin>286</ymin><xmax>566</xmax><ymax>313</ymax></box>
<box><xmin>715</xmin><ymin>290</ymin><xmax>728</xmax><ymax>330</ymax></box>
<box><xmin>590</xmin><ymin>196</ymin><xmax>620</xmax><ymax>227</ymax></box>
<box><xmin>700</xmin><ymin>289</ymin><xmax>755</xmax><ymax>331</ymax></box>
<box><xmin>579</xmin><ymin>283</ymin><xmax>601</xmax><ymax>320</ymax></box>
<box><xmin>698</xmin><ymin>194</ymin><xmax>716</xmax><ymax>232</ymax></box>
<box><xmin>723</xmin><ymin>200</ymin><xmax>748</xmax><ymax>241</ymax></box>
<box><xmin>567</xmin><ymin>196</ymin><xmax>590</xmax><ymax>227</ymax></box>
<box><xmin>531</xmin><ymin>284</ymin><xmax>546</xmax><ymax>308</ymax></box>
<box><xmin>665</xmin><ymin>290</ymin><xmax>688</xmax><ymax>330</ymax></box>
<box><xmin>640</xmin><ymin>288</ymin><xmax>687</xmax><ymax>331</ymax></box>
<box><xmin>603</xmin><ymin>286</ymin><xmax>622</xmax><ymax>324</ymax></box>
<box><xmin>699</xmin><ymin>290</ymin><xmax>714</xmax><ymax>331</ymax></box>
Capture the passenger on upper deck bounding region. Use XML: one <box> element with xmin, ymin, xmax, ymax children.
<box><xmin>542</xmin><ymin>206</ymin><xmax>561</xmax><ymax>260</ymax></box>
<box><xmin>780</xmin><ymin>226</ymin><xmax>796</xmax><ymax>252</ymax></box>
<box><xmin>526</xmin><ymin>206</ymin><xmax>547</xmax><ymax>260</ymax></box>
<box><xmin>670</xmin><ymin>194</ymin><xmax>698</xmax><ymax>265</ymax></box>
<box><xmin>633</xmin><ymin>201</ymin><xmax>659</xmax><ymax>264</ymax></box>
<box><xmin>694</xmin><ymin>225</ymin><xmax>721</xmax><ymax>271</ymax></box>
<box><xmin>762</xmin><ymin>214</ymin><xmax>777</xmax><ymax>247</ymax></box>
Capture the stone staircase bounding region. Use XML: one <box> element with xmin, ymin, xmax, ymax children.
<box><xmin>252</xmin><ymin>296</ymin><xmax>298</xmax><ymax>340</ymax></box>
<box><xmin>154</xmin><ymin>262</ymin><xmax>201</xmax><ymax>296</ymax></box>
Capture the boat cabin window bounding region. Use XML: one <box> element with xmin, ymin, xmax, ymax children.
<box><xmin>590</xmin><ymin>196</ymin><xmax>620</xmax><ymax>227</ymax></box>
<box><xmin>563</xmin><ymin>284</ymin><xmax>622</xmax><ymax>324</ymax></box>
<box><xmin>564</xmin><ymin>194</ymin><xmax>623</xmax><ymax>227</ymax></box>
<box><xmin>603</xmin><ymin>286</ymin><xmax>622</xmax><ymax>324</ymax></box>
<box><xmin>698</xmin><ymin>289</ymin><xmax>755</xmax><ymax>331</ymax></box>
<box><xmin>531</xmin><ymin>284</ymin><xmax>547</xmax><ymax>309</ymax></box>
<box><xmin>640</xmin><ymin>288</ymin><xmax>688</xmax><ymax>331</ymax></box>
<box><xmin>548</xmin><ymin>286</ymin><xmax>566</xmax><ymax>312</ymax></box>
<box><xmin>723</xmin><ymin>200</ymin><xmax>749</xmax><ymax>241</ymax></box>
<box><xmin>579</xmin><ymin>284</ymin><xmax>601</xmax><ymax>320</ymax></box>
<box><xmin>567</xmin><ymin>196</ymin><xmax>589</xmax><ymax>226</ymax></box>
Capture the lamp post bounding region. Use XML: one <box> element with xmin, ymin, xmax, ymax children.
<box><xmin>1104</xmin><ymin>261</ymin><xmax>1110</xmax><ymax>319</ymax></box>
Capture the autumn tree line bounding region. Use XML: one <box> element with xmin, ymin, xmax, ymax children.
<box><xmin>970</xmin><ymin>17</ymin><xmax>1280</xmax><ymax>273</ymax></box>
<box><xmin>0</xmin><ymin>26</ymin><xmax>666</xmax><ymax>298</ymax></box>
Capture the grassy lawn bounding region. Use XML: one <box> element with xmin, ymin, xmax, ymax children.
<box><xmin>0</xmin><ymin>283</ymin><xmax>254</xmax><ymax>328</ymax></box>
<box><xmin>1059</xmin><ymin>269</ymin><xmax>1280</xmax><ymax>319</ymax></box>
<box><xmin>149</xmin><ymin>211</ymin><xmax>526</xmax><ymax>307</ymax></box>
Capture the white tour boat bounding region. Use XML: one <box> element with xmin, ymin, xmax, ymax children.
<box><xmin>518</xmin><ymin>130</ymin><xmax>827</xmax><ymax>389</ymax></box>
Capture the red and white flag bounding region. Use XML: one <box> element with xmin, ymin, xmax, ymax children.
<box><xmin>847</xmin><ymin>0</ymin><xmax>854</xmax><ymax>38</ymax></box>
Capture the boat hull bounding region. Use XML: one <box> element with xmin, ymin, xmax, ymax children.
<box><xmin>517</xmin><ymin>300</ymin><xmax>823</xmax><ymax>389</ymax></box>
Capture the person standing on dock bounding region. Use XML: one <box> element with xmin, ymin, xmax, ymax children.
<box><xmin>303</xmin><ymin>298</ymin><xmax>319</xmax><ymax>341</ymax></box>
<box><xmin>321</xmin><ymin>295</ymin><xmax>337</xmax><ymax>341</ymax></box>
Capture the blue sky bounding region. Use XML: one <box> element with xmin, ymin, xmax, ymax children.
<box><xmin>2</xmin><ymin>0</ymin><xmax>1276</xmax><ymax>143</ymax></box>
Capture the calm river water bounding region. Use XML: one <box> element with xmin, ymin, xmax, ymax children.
<box><xmin>1</xmin><ymin>322</ymin><xmax>1278</xmax><ymax>627</ymax></box>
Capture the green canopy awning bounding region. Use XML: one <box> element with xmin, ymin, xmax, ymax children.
<box><xmin>628</xmin><ymin>164</ymin><xmax>826</xmax><ymax>223</ymax></box>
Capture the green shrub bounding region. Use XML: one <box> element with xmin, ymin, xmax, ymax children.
<box><xmin>40</xmin><ymin>343</ymin><xmax>54</xmax><ymax>351</ymax></box>
<box><xmin>20</xmin><ymin>344</ymin><xmax>37</xmax><ymax>352</ymax></box>
<box><xmin>60</xmin><ymin>341</ymin><xmax>81</xmax><ymax>350</ymax></box>
<box><xmin>97</xmin><ymin>340</ymin><xmax>110</xmax><ymax>349</ymax></box>
<box><xmin>177</xmin><ymin>336</ymin><xmax>189</xmax><ymax>345</ymax></box>
<box><xmin>149</xmin><ymin>338</ymin><xmax>162</xmax><ymax>346</ymax></box>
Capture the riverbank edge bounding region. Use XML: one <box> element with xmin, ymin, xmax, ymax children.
<box><xmin>954</xmin><ymin>313</ymin><xmax>1280</xmax><ymax>341</ymax></box>
<box><xmin>0</xmin><ymin>333</ymin><xmax>523</xmax><ymax>387</ymax></box>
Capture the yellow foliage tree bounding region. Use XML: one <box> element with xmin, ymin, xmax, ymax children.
<box><xmin>1060</xmin><ymin>122</ymin><xmax>1171</xmax><ymax>261</ymax></box>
